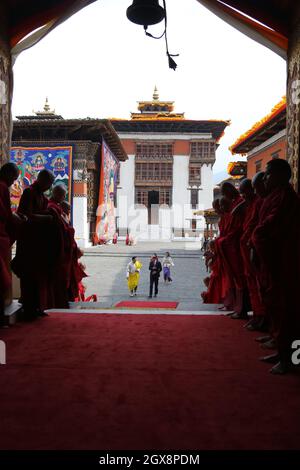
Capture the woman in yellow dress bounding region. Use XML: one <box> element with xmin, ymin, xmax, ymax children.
<box><xmin>126</xmin><ymin>256</ymin><xmax>142</xmax><ymax>297</ymax></box>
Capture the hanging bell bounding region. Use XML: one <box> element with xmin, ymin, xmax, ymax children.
<box><xmin>126</xmin><ymin>0</ymin><xmax>165</xmax><ymax>27</ymax></box>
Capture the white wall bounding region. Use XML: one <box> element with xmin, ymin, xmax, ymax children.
<box><xmin>200</xmin><ymin>163</ymin><xmax>214</xmax><ymax>210</ymax></box>
<box><xmin>73</xmin><ymin>196</ymin><xmax>89</xmax><ymax>248</ymax></box>
<box><xmin>117</xmin><ymin>154</ymin><xmax>135</xmax><ymax>229</ymax></box>
<box><xmin>173</xmin><ymin>154</ymin><xmax>190</xmax><ymax>229</ymax></box>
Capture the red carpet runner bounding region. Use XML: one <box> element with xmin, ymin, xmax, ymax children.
<box><xmin>0</xmin><ymin>313</ymin><xmax>300</xmax><ymax>450</ymax></box>
<box><xmin>114</xmin><ymin>300</ymin><xmax>178</xmax><ymax>309</ymax></box>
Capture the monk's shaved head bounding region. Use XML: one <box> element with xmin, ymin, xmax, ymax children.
<box><xmin>239</xmin><ymin>178</ymin><xmax>254</xmax><ymax>202</ymax></box>
<box><xmin>264</xmin><ymin>159</ymin><xmax>292</xmax><ymax>194</ymax></box>
<box><xmin>221</xmin><ymin>181</ymin><xmax>239</xmax><ymax>201</ymax></box>
<box><xmin>252</xmin><ymin>171</ymin><xmax>266</xmax><ymax>197</ymax></box>
<box><xmin>52</xmin><ymin>184</ymin><xmax>66</xmax><ymax>203</ymax></box>
<box><xmin>37</xmin><ymin>169</ymin><xmax>55</xmax><ymax>192</ymax></box>
<box><xmin>0</xmin><ymin>162</ymin><xmax>19</xmax><ymax>187</ymax></box>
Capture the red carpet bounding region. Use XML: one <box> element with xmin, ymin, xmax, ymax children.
<box><xmin>0</xmin><ymin>313</ymin><xmax>300</xmax><ymax>450</ymax></box>
<box><xmin>114</xmin><ymin>300</ymin><xmax>178</xmax><ymax>309</ymax></box>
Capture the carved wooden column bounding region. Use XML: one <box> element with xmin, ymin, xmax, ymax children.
<box><xmin>0</xmin><ymin>4</ymin><xmax>12</xmax><ymax>166</ymax></box>
<box><xmin>287</xmin><ymin>5</ymin><xmax>300</xmax><ymax>192</ymax></box>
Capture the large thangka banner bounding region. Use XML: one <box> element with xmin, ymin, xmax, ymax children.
<box><xmin>95</xmin><ymin>140</ymin><xmax>119</xmax><ymax>242</ymax></box>
<box><xmin>10</xmin><ymin>146</ymin><xmax>73</xmax><ymax>211</ymax></box>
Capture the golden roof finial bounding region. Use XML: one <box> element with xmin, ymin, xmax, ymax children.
<box><xmin>153</xmin><ymin>86</ymin><xmax>159</xmax><ymax>101</ymax></box>
<box><xmin>44</xmin><ymin>97</ymin><xmax>50</xmax><ymax>112</ymax></box>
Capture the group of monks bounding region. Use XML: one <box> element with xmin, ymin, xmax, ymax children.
<box><xmin>0</xmin><ymin>163</ymin><xmax>86</xmax><ymax>327</ymax></box>
<box><xmin>202</xmin><ymin>158</ymin><xmax>300</xmax><ymax>374</ymax></box>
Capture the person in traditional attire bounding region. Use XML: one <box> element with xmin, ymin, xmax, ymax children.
<box><xmin>218</xmin><ymin>182</ymin><xmax>250</xmax><ymax>319</ymax></box>
<box><xmin>126</xmin><ymin>256</ymin><xmax>142</xmax><ymax>297</ymax></box>
<box><xmin>48</xmin><ymin>184</ymin><xmax>72</xmax><ymax>308</ymax></box>
<box><xmin>60</xmin><ymin>201</ymin><xmax>87</xmax><ymax>302</ymax></box>
<box><xmin>12</xmin><ymin>169</ymin><xmax>60</xmax><ymax>319</ymax></box>
<box><xmin>201</xmin><ymin>239</ymin><xmax>224</xmax><ymax>304</ymax></box>
<box><xmin>148</xmin><ymin>254</ymin><xmax>162</xmax><ymax>298</ymax></box>
<box><xmin>239</xmin><ymin>178</ymin><xmax>264</xmax><ymax>330</ymax></box>
<box><xmin>239</xmin><ymin>175</ymin><xmax>267</xmax><ymax>332</ymax></box>
<box><xmin>162</xmin><ymin>252</ymin><xmax>174</xmax><ymax>283</ymax></box>
<box><xmin>0</xmin><ymin>163</ymin><xmax>21</xmax><ymax>328</ymax></box>
<box><xmin>252</xmin><ymin>159</ymin><xmax>300</xmax><ymax>374</ymax></box>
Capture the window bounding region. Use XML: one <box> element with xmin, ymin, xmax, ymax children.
<box><xmin>136</xmin><ymin>142</ymin><xmax>173</xmax><ymax>160</ymax></box>
<box><xmin>135</xmin><ymin>162</ymin><xmax>173</xmax><ymax>183</ymax></box>
<box><xmin>255</xmin><ymin>160</ymin><xmax>262</xmax><ymax>172</ymax></box>
<box><xmin>190</xmin><ymin>189</ymin><xmax>198</xmax><ymax>209</ymax></box>
<box><xmin>191</xmin><ymin>219</ymin><xmax>197</xmax><ymax>231</ymax></box>
<box><xmin>160</xmin><ymin>188</ymin><xmax>172</xmax><ymax>206</ymax></box>
<box><xmin>189</xmin><ymin>164</ymin><xmax>201</xmax><ymax>185</ymax></box>
<box><xmin>271</xmin><ymin>150</ymin><xmax>280</xmax><ymax>159</ymax></box>
<box><xmin>190</xmin><ymin>141</ymin><xmax>215</xmax><ymax>161</ymax></box>
<box><xmin>135</xmin><ymin>189</ymin><xmax>148</xmax><ymax>206</ymax></box>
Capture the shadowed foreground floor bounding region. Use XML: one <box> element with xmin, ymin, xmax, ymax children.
<box><xmin>0</xmin><ymin>312</ymin><xmax>300</xmax><ymax>450</ymax></box>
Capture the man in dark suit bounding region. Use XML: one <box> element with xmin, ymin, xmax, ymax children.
<box><xmin>148</xmin><ymin>254</ymin><xmax>162</xmax><ymax>298</ymax></box>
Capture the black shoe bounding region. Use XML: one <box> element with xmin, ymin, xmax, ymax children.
<box><xmin>154</xmin><ymin>294</ymin><xmax>157</xmax><ymax>298</ymax></box>
<box><xmin>148</xmin><ymin>296</ymin><xmax>152</xmax><ymax>299</ymax></box>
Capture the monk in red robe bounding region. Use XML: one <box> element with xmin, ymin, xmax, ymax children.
<box><xmin>252</xmin><ymin>159</ymin><xmax>300</xmax><ymax>374</ymax></box>
<box><xmin>48</xmin><ymin>185</ymin><xmax>73</xmax><ymax>308</ymax></box>
<box><xmin>12</xmin><ymin>169</ymin><xmax>61</xmax><ymax>319</ymax></box>
<box><xmin>218</xmin><ymin>182</ymin><xmax>250</xmax><ymax>319</ymax></box>
<box><xmin>60</xmin><ymin>201</ymin><xmax>87</xmax><ymax>301</ymax></box>
<box><xmin>202</xmin><ymin>199</ymin><xmax>226</xmax><ymax>304</ymax></box>
<box><xmin>201</xmin><ymin>239</ymin><xmax>223</xmax><ymax>303</ymax></box>
<box><xmin>239</xmin><ymin>176</ymin><xmax>267</xmax><ymax>331</ymax></box>
<box><xmin>0</xmin><ymin>163</ymin><xmax>21</xmax><ymax>328</ymax></box>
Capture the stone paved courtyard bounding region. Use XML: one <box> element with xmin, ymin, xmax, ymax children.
<box><xmin>81</xmin><ymin>241</ymin><xmax>216</xmax><ymax>311</ymax></box>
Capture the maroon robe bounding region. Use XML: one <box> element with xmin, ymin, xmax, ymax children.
<box><xmin>240</xmin><ymin>196</ymin><xmax>265</xmax><ymax>318</ymax></box>
<box><xmin>202</xmin><ymin>254</ymin><xmax>223</xmax><ymax>304</ymax></box>
<box><xmin>48</xmin><ymin>199</ymin><xmax>73</xmax><ymax>308</ymax></box>
<box><xmin>0</xmin><ymin>181</ymin><xmax>13</xmax><ymax>301</ymax></box>
<box><xmin>252</xmin><ymin>184</ymin><xmax>300</xmax><ymax>359</ymax></box>
<box><xmin>13</xmin><ymin>182</ymin><xmax>61</xmax><ymax>314</ymax></box>
<box><xmin>218</xmin><ymin>197</ymin><xmax>248</xmax><ymax>313</ymax></box>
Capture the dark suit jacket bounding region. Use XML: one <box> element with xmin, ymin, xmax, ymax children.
<box><xmin>149</xmin><ymin>260</ymin><xmax>162</xmax><ymax>277</ymax></box>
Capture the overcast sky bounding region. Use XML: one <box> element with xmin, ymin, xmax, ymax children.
<box><xmin>12</xmin><ymin>0</ymin><xmax>286</xmax><ymax>177</ymax></box>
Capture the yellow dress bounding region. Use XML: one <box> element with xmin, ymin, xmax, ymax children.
<box><xmin>127</xmin><ymin>261</ymin><xmax>142</xmax><ymax>291</ymax></box>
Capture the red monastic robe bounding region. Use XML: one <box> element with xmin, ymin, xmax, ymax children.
<box><xmin>0</xmin><ymin>181</ymin><xmax>14</xmax><ymax>300</ymax></box>
<box><xmin>252</xmin><ymin>184</ymin><xmax>300</xmax><ymax>359</ymax></box>
<box><xmin>240</xmin><ymin>196</ymin><xmax>265</xmax><ymax>318</ymax></box>
<box><xmin>202</xmin><ymin>212</ymin><xmax>231</xmax><ymax>304</ymax></box>
<box><xmin>48</xmin><ymin>199</ymin><xmax>73</xmax><ymax>308</ymax></box>
<box><xmin>67</xmin><ymin>225</ymin><xmax>87</xmax><ymax>302</ymax></box>
<box><xmin>218</xmin><ymin>197</ymin><xmax>247</xmax><ymax>312</ymax></box>
<box><xmin>13</xmin><ymin>182</ymin><xmax>61</xmax><ymax>313</ymax></box>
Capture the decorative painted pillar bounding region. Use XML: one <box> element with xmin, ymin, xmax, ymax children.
<box><xmin>287</xmin><ymin>4</ymin><xmax>300</xmax><ymax>192</ymax></box>
<box><xmin>0</xmin><ymin>4</ymin><xmax>12</xmax><ymax>166</ymax></box>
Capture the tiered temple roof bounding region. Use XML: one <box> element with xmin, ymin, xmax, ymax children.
<box><xmin>112</xmin><ymin>88</ymin><xmax>230</xmax><ymax>142</ymax></box>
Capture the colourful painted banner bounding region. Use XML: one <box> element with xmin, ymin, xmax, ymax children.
<box><xmin>10</xmin><ymin>146</ymin><xmax>72</xmax><ymax>211</ymax></box>
<box><xmin>95</xmin><ymin>140</ymin><xmax>119</xmax><ymax>243</ymax></box>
